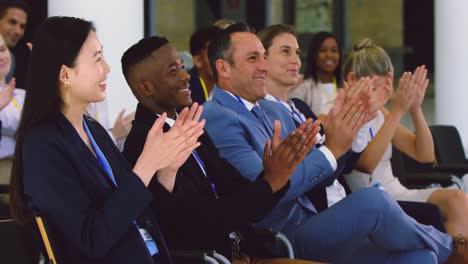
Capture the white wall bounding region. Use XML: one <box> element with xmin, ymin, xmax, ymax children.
<box><xmin>48</xmin><ymin>0</ymin><xmax>142</xmax><ymax>124</ymax></box>
<box><xmin>435</xmin><ymin>0</ymin><xmax>468</xmax><ymax>151</ymax></box>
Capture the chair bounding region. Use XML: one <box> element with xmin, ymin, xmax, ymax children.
<box><xmin>430</xmin><ymin>125</ymin><xmax>468</xmax><ymax>176</ymax></box>
<box><xmin>235</xmin><ymin>227</ymin><xmax>295</xmax><ymax>260</ymax></box>
<box><xmin>0</xmin><ymin>218</ymin><xmax>41</xmax><ymax>264</ymax></box>
<box><xmin>0</xmin><ymin>184</ymin><xmax>10</xmax><ymax>219</ymax></box>
<box><xmin>35</xmin><ymin>214</ymin><xmax>232</xmax><ymax>264</ymax></box>
<box><xmin>170</xmin><ymin>250</ymin><xmax>229</xmax><ymax>264</ymax></box>
<box><xmin>35</xmin><ymin>216</ymin><xmax>61</xmax><ymax>264</ymax></box>
<box><xmin>391</xmin><ymin>148</ymin><xmax>463</xmax><ymax>189</ymax></box>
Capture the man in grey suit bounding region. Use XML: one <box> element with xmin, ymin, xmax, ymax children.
<box><xmin>201</xmin><ymin>23</ymin><xmax>455</xmax><ymax>263</ymax></box>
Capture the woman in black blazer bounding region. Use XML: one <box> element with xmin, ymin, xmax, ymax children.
<box><xmin>9</xmin><ymin>16</ymin><xmax>204</xmax><ymax>264</ymax></box>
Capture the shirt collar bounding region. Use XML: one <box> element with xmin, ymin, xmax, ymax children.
<box><xmin>156</xmin><ymin>113</ymin><xmax>176</xmax><ymax>127</ymax></box>
<box><xmin>264</xmin><ymin>93</ymin><xmax>293</xmax><ymax>112</ymax></box>
<box><xmin>223</xmin><ymin>90</ymin><xmax>258</xmax><ymax>111</ymax></box>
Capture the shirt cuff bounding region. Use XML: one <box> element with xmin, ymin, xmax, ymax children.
<box><xmin>318</xmin><ymin>145</ymin><xmax>337</xmax><ymax>171</ymax></box>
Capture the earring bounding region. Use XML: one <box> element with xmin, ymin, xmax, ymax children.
<box><xmin>64</xmin><ymin>82</ymin><xmax>70</xmax><ymax>105</ymax></box>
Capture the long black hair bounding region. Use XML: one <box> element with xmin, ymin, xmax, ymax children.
<box><xmin>304</xmin><ymin>31</ymin><xmax>342</xmax><ymax>85</ymax></box>
<box><xmin>10</xmin><ymin>16</ymin><xmax>95</xmax><ymax>223</ymax></box>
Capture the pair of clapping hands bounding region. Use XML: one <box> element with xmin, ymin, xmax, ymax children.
<box><xmin>131</xmin><ymin>102</ymin><xmax>321</xmax><ymax>193</ymax></box>
<box><xmin>320</xmin><ymin>65</ymin><xmax>429</xmax><ymax>160</ymax></box>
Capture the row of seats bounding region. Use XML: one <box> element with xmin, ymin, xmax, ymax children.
<box><xmin>0</xmin><ymin>124</ymin><xmax>466</xmax><ymax>263</ymax></box>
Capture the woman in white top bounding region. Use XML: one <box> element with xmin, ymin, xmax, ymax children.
<box><xmin>289</xmin><ymin>31</ymin><xmax>341</xmax><ymax>118</ymax></box>
<box><xmin>0</xmin><ymin>33</ymin><xmax>24</xmax><ymax>187</ymax></box>
<box><xmin>344</xmin><ymin>38</ymin><xmax>468</xmax><ymax>237</ymax></box>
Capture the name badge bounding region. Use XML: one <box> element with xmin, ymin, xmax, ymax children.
<box><xmin>138</xmin><ymin>228</ymin><xmax>154</xmax><ymax>242</ymax></box>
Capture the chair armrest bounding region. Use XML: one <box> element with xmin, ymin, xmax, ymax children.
<box><xmin>406</xmin><ymin>172</ymin><xmax>452</xmax><ymax>184</ymax></box>
<box><xmin>239</xmin><ymin>227</ymin><xmax>294</xmax><ymax>259</ymax></box>
<box><xmin>170</xmin><ymin>250</ymin><xmax>222</xmax><ymax>264</ymax></box>
<box><xmin>434</xmin><ymin>164</ymin><xmax>468</xmax><ymax>176</ymax></box>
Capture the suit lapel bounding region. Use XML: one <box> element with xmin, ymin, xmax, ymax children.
<box><xmin>159</xmin><ymin>114</ymin><xmax>216</xmax><ymax>197</ymax></box>
<box><xmin>57</xmin><ymin>114</ymin><xmax>115</xmax><ymax>188</ymax></box>
<box><xmin>211</xmin><ymin>87</ymin><xmax>272</xmax><ymax>139</ymax></box>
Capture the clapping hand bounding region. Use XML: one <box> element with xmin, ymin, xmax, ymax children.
<box><xmin>409</xmin><ymin>65</ymin><xmax>429</xmax><ymax>113</ymax></box>
<box><xmin>133</xmin><ymin>103</ymin><xmax>205</xmax><ymax>187</ymax></box>
<box><xmin>262</xmin><ymin>119</ymin><xmax>320</xmax><ymax>192</ymax></box>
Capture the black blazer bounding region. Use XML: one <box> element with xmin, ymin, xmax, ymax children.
<box><xmin>10</xmin><ymin>43</ymin><xmax>31</xmax><ymax>90</ymax></box>
<box><xmin>22</xmin><ymin>114</ymin><xmax>171</xmax><ymax>264</ymax></box>
<box><xmin>291</xmin><ymin>98</ymin><xmax>361</xmax><ymax>211</ymax></box>
<box><xmin>123</xmin><ymin>103</ymin><xmax>289</xmax><ymax>257</ymax></box>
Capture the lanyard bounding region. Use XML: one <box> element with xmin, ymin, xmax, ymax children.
<box><xmin>199</xmin><ymin>76</ymin><xmax>209</xmax><ymax>102</ymax></box>
<box><xmin>12</xmin><ymin>98</ymin><xmax>20</xmax><ymax>111</ymax></box>
<box><xmin>272</xmin><ymin>96</ymin><xmax>305</xmax><ymax>124</ymax></box>
<box><xmin>83</xmin><ymin>120</ymin><xmax>158</xmax><ymax>256</ymax></box>
<box><xmin>320</xmin><ymin>78</ymin><xmax>337</xmax><ymax>103</ymax></box>
<box><xmin>191</xmin><ymin>150</ymin><xmax>219</xmax><ymax>199</ymax></box>
<box><xmin>369</xmin><ymin>127</ymin><xmax>374</xmax><ymax>139</ymax></box>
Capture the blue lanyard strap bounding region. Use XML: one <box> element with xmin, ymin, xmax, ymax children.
<box><xmin>272</xmin><ymin>96</ymin><xmax>305</xmax><ymax>124</ymax></box>
<box><xmin>191</xmin><ymin>151</ymin><xmax>219</xmax><ymax>199</ymax></box>
<box><xmin>83</xmin><ymin>120</ymin><xmax>159</xmax><ymax>256</ymax></box>
<box><xmin>369</xmin><ymin>127</ymin><xmax>374</xmax><ymax>139</ymax></box>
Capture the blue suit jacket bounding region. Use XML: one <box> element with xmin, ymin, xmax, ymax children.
<box><xmin>22</xmin><ymin>114</ymin><xmax>171</xmax><ymax>264</ymax></box>
<box><xmin>201</xmin><ymin>87</ymin><xmax>334</xmax><ymax>230</ymax></box>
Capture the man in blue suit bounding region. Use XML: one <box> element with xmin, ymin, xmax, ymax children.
<box><xmin>201</xmin><ymin>23</ymin><xmax>456</xmax><ymax>263</ymax></box>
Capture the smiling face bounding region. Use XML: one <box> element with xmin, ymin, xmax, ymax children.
<box><xmin>316</xmin><ymin>37</ymin><xmax>339</xmax><ymax>76</ymax></box>
<box><xmin>265</xmin><ymin>33</ymin><xmax>301</xmax><ymax>87</ymax></box>
<box><xmin>140</xmin><ymin>43</ymin><xmax>191</xmax><ymax>114</ymax></box>
<box><xmin>228</xmin><ymin>32</ymin><xmax>269</xmax><ymax>103</ymax></box>
<box><xmin>63</xmin><ymin>31</ymin><xmax>110</xmax><ymax>106</ymax></box>
<box><xmin>0</xmin><ymin>7</ymin><xmax>27</xmax><ymax>48</ymax></box>
<box><xmin>0</xmin><ymin>34</ymin><xmax>11</xmax><ymax>79</ymax></box>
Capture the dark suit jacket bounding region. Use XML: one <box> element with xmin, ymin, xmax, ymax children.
<box><xmin>188</xmin><ymin>67</ymin><xmax>207</xmax><ymax>105</ymax></box>
<box><xmin>22</xmin><ymin>114</ymin><xmax>171</xmax><ymax>264</ymax></box>
<box><xmin>123</xmin><ymin>103</ymin><xmax>289</xmax><ymax>257</ymax></box>
<box><xmin>10</xmin><ymin>43</ymin><xmax>30</xmax><ymax>90</ymax></box>
<box><xmin>291</xmin><ymin>98</ymin><xmax>362</xmax><ymax>211</ymax></box>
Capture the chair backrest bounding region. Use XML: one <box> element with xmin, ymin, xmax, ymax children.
<box><xmin>0</xmin><ymin>219</ymin><xmax>41</xmax><ymax>263</ymax></box>
<box><xmin>35</xmin><ymin>216</ymin><xmax>63</xmax><ymax>264</ymax></box>
<box><xmin>35</xmin><ymin>216</ymin><xmax>59</xmax><ymax>264</ymax></box>
<box><xmin>390</xmin><ymin>148</ymin><xmax>438</xmax><ymax>186</ymax></box>
<box><xmin>0</xmin><ymin>184</ymin><xmax>9</xmax><ymax>220</ymax></box>
<box><xmin>430</xmin><ymin>125</ymin><xmax>467</xmax><ymax>164</ymax></box>
<box><xmin>390</xmin><ymin>148</ymin><xmax>408</xmax><ymax>185</ymax></box>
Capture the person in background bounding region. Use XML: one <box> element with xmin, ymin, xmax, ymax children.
<box><xmin>188</xmin><ymin>26</ymin><xmax>221</xmax><ymax>104</ymax></box>
<box><xmin>289</xmin><ymin>31</ymin><xmax>342</xmax><ymax>119</ymax></box>
<box><xmin>0</xmin><ymin>32</ymin><xmax>23</xmax><ymax>204</ymax></box>
<box><xmin>0</xmin><ymin>0</ymin><xmax>30</xmax><ymax>89</ymax></box>
<box><xmin>258</xmin><ymin>24</ymin><xmax>365</xmax><ymax>212</ymax></box>
<box><xmin>9</xmin><ymin>16</ymin><xmax>204</xmax><ymax>263</ymax></box>
<box><xmin>343</xmin><ymin>38</ymin><xmax>468</xmax><ymax>241</ymax></box>
<box><xmin>213</xmin><ymin>18</ymin><xmax>235</xmax><ymax>30</ymax></box>
<box><xmin>86</xmin><ymin>101</ymin><xmax>134</xmax><ymax>151</ymax></box>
